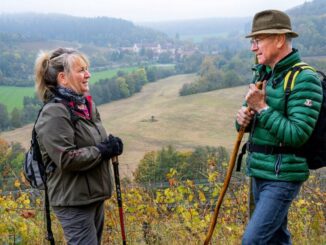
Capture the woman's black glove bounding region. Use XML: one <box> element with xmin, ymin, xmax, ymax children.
<box><xmin>96</xmin><ymin>134</ymin><xmax>123</xmax><ymax>159</ymax></box>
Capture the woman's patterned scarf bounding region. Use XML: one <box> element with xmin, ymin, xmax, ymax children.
<box><xmin>55</xmin><ymin>86</ymin><xmax>91</xmax><ymax>119</ymax></box>
<box><xmin>56</xmin><ymin>86</ymin><xmax>86</xmax><ymax>104</ymax></box>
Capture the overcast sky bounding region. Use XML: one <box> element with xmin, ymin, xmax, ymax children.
<box><xmin>0</xmin><ymin>0</ymin><xmax>309</xmax><ymax>22</ymax></box>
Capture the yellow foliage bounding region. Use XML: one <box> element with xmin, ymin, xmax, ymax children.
<box><xmin>14</xmin><ymin>179</ymin><xmax>21</xmax><ymax>188</ymax></box>
<box><xmin>0</xmin><ymin>169</ymin><xmax>324</xmax><ymax>244</ymax></box>
<box><xmin>198</xmin><ymin>190</ymin><xmax>206</xmax><ymax>203</ymax></box>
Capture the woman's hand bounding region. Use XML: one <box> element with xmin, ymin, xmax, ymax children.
<box><xmin>96</xmin><ymin>134</ymin><xmax>123</xmax><ymax>159</ymax></box>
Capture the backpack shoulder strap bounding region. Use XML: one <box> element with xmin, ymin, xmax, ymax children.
<box><xmin>283</xmin><ymin>62</ymin><xmax>316</xmax><ymax>117</ymax></box>
<box><xmin>29</xmin><ymin>101</ymin><xmax>56</xmax><ymax>244</ymax></box>
<box><xmin>284</xmin><ymin>62</ymin><xmax>316</xmax><ymax>91</ymax></box>
<box><xmin>31</xmin><ymin>102</ymin><xmax>48</xmax><ymax>141</ymax></box>
<box><xmin>50</xmin><ymin>97</ymin><xmax>79</xmax><ymax>125</ymax></box>
<box><xmin>316</xmin><ymin>70</ymin><xmax>326</xmax><ymax>83</ymax></box>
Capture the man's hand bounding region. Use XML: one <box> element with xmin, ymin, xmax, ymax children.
<box><xmin>236</xmin><ymin>106</ymin><xmax>255</xmax><ymax>127</ymax></box>
<box><xmin>245</xmin><ymin>81</ymin><xmax>267</xmax><ymax>112</ymax></box>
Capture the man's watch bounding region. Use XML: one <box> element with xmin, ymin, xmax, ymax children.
<box><xmin>258</xmin><ymin>105</ymin><xmax>269</xmax><ymax>115</ymax></box>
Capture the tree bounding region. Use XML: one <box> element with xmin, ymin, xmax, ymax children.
<box><xmin>134</xmin><ymin>146</ymin><xmax>230</xmax><ymax>185</ymax></box>
<box><xmin>133</xmin><ymin>68</ymin><xmax>148</xmax><ymax>92</ymax></box>
<box><xmin>11</xmin><ymin>108</ymin><xmax>22</xmax><ymax>128</ymax></box>
<box><xmin>158</xmin><ymin>52</ymin><xmax>173</xmax><ymax>64</ymax></box>
<box><xmin>21</xmin><ymin>104</ymin><xmax>40</xmax><ymax>124</ymax></box>
<box><xmin>0</xmin><ymin>103</ymin><xmax>10</xmax><ymax>131</ymax></box>
<box><xmin>176</xmin><ymin>51</ymin><xmax>204</xmax><ymax>74</ymax></box>
<box><xmin>117</xmin><ymin>77</ymin><xmax>130</xmax><ymax>98</ymax></box>
<box><xmin>125</xmin><ymin>75</ymin><xmax>136</xmax><ymax>94</ymax></box>
<box><xmin>145</xmin><ymin>66</ymin><xmax>158</xmax><ymax>82</ymax></box>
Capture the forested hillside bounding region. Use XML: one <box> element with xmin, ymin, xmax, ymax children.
<box><xmin>142</xmin><ymin>0</ymin><xmax>325</xmax><ymax>56</ymax></box>
<box><xmin>178</xmin><ymin>0</ymin><xmax>326</xmax><ymax>96</ymax></box>
<box><xmin>140</xmin><ymin>17</ymin><xmax>250</xmax><ymax>39</ymax></box>
<box><xmin>289</xmin><ymin>0</ymin><xmax>326</xmax><ymax>56</ymax></box>
<box><xmin>0</xmin><ymin>13</ymin><xmax>172</xmax><ymax>87</ymax></box>
<box><xmin>0</xmin><ymin>13</ymin><xmax>168</xmax><ymax>47</ymax></box>
<box><xmin>288</xmin><ymin>0</ymin><xmax>326</xmax><ymax>16</ymax></box>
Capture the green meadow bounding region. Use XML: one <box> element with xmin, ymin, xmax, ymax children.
<box><xmin>0</xmin><ymin>86</ymin><xmax>36</xmax><ymax>112</ymax></box>
<box><xmin>89</xmin><ymin>66</ymin><xmax>139</xmax><ymax>84</ymax></box>
<box><xmin>90</xmin><ymin>65</ymin><xmax>174</xmax><ymax>84</ymax></box>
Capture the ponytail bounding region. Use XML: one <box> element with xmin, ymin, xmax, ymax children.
<box><xmin>35</xmin><ymin>51</ymin><xmax>53</xmax><ymax>102</ymax></box>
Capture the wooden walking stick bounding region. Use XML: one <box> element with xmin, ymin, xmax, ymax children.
<box><xmin>204</xmin><ymin>82</ymin><xmax>263</xmax><ymax>245</ymax></box>
<box><xmin>112</xmin><ymin>156</ymin><xmax>127</xmax><ymax>245</ymax></box>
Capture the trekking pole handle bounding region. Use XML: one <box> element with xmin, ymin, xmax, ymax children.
<box><xmin>112</xmin><ymin>156</ymin><xmax>119</xmax><ymax>165</ymax></box>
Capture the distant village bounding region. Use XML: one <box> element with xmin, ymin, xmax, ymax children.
<box><xmin>117</xmin><ymin>42</ymin><xmax>199</xmax><ymax>62</ymax></box>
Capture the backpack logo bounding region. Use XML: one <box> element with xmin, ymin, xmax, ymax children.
<box><xmin>304</xmin><ymin>99</ymin><xmax>313</xmax><ymax>107</ymax></box>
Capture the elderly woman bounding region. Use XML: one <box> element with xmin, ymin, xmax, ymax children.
<box><xmin>34</xmin><ymin>47</ymin><xmax>123</xmax><ymax>244</ymax></box>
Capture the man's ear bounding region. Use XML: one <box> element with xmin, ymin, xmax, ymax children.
<box><xmin>276</xmin><ymin>34</ymin><xmax>286</xmax><ymax>48</ymax></box>
<box><xmin>57</xmin><ymin>72</ymin><xmax>67</xmax><ymax>86</ymax></box>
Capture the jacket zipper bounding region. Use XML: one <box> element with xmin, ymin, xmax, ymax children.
<box><xmin>274</xmin><ymin>142</ymin><xmax>283</xmax><ymax>176</ymax></box>
<box><xmin>275</xmin><ymin>154</ymin><xmax>282</xmax><ymax>176</ymax></box>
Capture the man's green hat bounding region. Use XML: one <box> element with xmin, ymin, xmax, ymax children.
<box><xmin>246</xmin><ymin>9</ymin><xmax>298</xmax><ymax>38</ymax></box>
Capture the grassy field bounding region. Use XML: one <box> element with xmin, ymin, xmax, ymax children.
<box><xmin>90</xmin><ymin>64</ymin><xmax>175</xmax><ymax>84</ymax></box>
<box><xmin>1</xmin><ymin>73</ymin><xmax>248</xmax><ymax>177</ymax></box>
<box><xmin>0</xmin><ymin>86</ymin><xmax>35</xmax><ymax>112</ymax></box>
<box><xmin>89</xmin><ymin>66</ymin><xmax>139</xmax><ymax>84</ymax></box>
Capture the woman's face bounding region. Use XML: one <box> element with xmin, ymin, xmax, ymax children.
<box><xmin>62</xmin><ymin>57</ymin><xmax>91</xmax><ymax>94</ymax></box>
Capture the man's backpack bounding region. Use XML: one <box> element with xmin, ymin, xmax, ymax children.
<box><xmin>23</xmin><ymin>98</ymin><xmax>78</xmax><ymax>245</ymax></box>
<box><xmin>284</xmin><ymin>63</ymin><xmax>326</xmax><ymax>170</ymax></box>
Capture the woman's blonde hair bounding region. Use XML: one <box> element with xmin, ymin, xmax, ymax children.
<box><xmin>34</xmin><ymin>48</ymin><xmax>89</xmax><ymax>102</ymax></box>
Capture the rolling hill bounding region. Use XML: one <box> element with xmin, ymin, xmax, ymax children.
<box><xmin>139</xmin><ymin>17</ymin><xmax>250</xmax><ymax>40</ymax></box>
<box><xmin>0</xmin><ymin>13</ymin><xmax>168</xmax><ymax>47</ymax></box>
<box><xmin>0</xmin><ymin>74</ymin><xmax>248</xmax><ymax>177</ymax></box>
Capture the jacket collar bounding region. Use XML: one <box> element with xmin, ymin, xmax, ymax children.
<box><xmin>272</xmin><ymin>48</ymin><xmax>301</xmax><ymax>75</ymax></box>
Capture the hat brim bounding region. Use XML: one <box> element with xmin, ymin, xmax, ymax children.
<box><xmin>245</xmin><ymin>29</ymin><xmax>298</xmax><ymax>38</ymax></box>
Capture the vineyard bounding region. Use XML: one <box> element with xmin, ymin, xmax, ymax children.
<box><xmin>1</xmin><ymin>160</ymin><xmax>325</xmax><ymax>244</ymax></box>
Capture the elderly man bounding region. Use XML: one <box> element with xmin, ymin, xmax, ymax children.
<box><xmin>236</xmin><ymin>10</ymin><xmax>322</xmax><ymax>244</ymax></box>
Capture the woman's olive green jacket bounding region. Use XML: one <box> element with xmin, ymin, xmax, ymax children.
<box><xmin>237</xmin><ymin>49</ymin><xmax>322</xmax><ymax>182</ymax></box>
<box><xmin>36</xmin><ymin>97</ymin><xmax>114</xmax><ymax>206</ymax></box>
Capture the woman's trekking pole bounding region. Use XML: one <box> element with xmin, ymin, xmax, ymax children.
<box><xmin>112</xmin><ymin>156</ymin><xmax>127</xmax><ymax>245</ymax></box>
<box><xmin>204</xmin><ymin>82</ymin><xmax>263</xmax><ymax>245</ymax></box>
